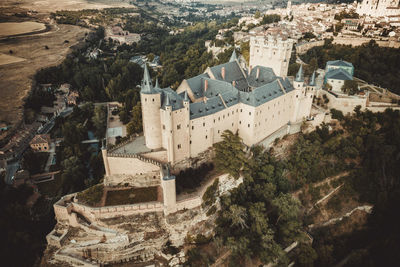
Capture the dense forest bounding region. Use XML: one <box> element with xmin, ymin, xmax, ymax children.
<box><xmin>187</xmin><ymin>108</ymin><xmax>400</xmax><ymax>266</ymax></box>
<box><xmin>300</xmin><ymin>39</ymin><xmax>400</xmax><ymax>94</ymax></box>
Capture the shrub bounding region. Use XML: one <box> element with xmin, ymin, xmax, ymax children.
<box><xmin>202</xmin><ymin>178</ymin><xmax>219</xmax><ymax>207</ymax></box>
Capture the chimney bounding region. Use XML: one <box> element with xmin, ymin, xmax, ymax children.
<box><xmin>256</xmin><ymin>67</ymin><xmax>260</xmax><ymax>80</ymax></box>
<box><xmin>221</xmin><ymin>67</ymin><xmax>226</xmax><ymax>80</ymax></box>
<box><xmin>204</xmin><ymin>79</ymin><xmax>208</xmax><ymax>92</ymax></box>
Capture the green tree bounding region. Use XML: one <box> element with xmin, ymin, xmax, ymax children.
<box><xmin>213</xmin><ymin>130</ymin><xmax>246</xmax><ymax>179</ymax></box>
<box><xmin>341</xmin><ymin>80</ymin><xmax>359</xmax><ymax>95</ymax></box>
<box><xmin>296</xmin><ymin>243</ymin><xmax>317</xmax><ymax>267</ymax></box>
<box><xmin>92</xmin><ymin>105</ymin><xmax>107</xmax><ymax>138</ymax></box>
<box><xmin>126</xmin><ymin>102</ymin><xmax>143</xmax><ymax>135</ymax></box>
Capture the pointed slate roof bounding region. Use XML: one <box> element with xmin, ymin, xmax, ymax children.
<box><xmin>183</xmin><ymin>90</ymin><xmax>189</xmax><ymax>102</ymax></box>
<box><xmin>326</xmin><ymin>60</ymin><xmax>353</xmax><ymax>68</ymax></box>
<box><xmin>229</xmin><ymin>50</ymin><xmax>238</xmax><ymax>62</ymax></box>
<box><xmin>165</xmin><ymin>94</ymin><xmax>171</xmax><ymax>106</ymax></box>
<box><xmin>309</xmin><ymin>71</ymin><xmax>316</xmax><ymax>86</ymax></box>
<box><xmin>141</xmin><ymin>64</ymin><xmax>158</xmax><ymax>94</ymax></box>
<box><xmin>325</xmin><ymin>68</ymin><xmax>353</xmax><ymax>81</ymax></box>
<box><xmin>295</xmin><ymin>64</ymin><xmax>304</xmax><ymax>82</ymax></box>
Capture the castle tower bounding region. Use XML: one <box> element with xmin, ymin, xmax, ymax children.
<box><xmin>161</xmin><ymin>165</ymin><xmax>176</xmax><ymax>215</ymax></box>
<box><xmin>249</xmin><ymin>35</ymin><xmax>293</xmax><ymax>77</ymax></box>
<box><xmin>286</xmin><ymin>0</ymin><xmax>292</xmax><ymax>17</ymax></box>
<box><xmin>140</xmin><ymin>65</ymin><xmax>162</xmax><ymax>149</ymax></box>
<box><xmin>292</xmin><ymin>65</ymin><xmax>305</xmax><ymax>123</ymax></box>
<box><xmin>101</xmin><ymin>139</ymin><xmax>110</xmax><ymax>176</ymax></box>
<box><xmin>163</xmin><ymin>94</ymin><xmax>174</xmax><ymax>163</ymax></box>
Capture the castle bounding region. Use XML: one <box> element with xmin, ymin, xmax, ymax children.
<box><xmin>357</xmin><ymin>0</ymin><xmax>400</xmax><ymax>17</ymax></box>
<box><xmin>100</xmin><ymin>35</ymin><xmax>315</xmax><ymax>214</ymax></box>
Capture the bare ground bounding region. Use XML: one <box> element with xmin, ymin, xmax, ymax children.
<box><xmin>0</xmin><ymin>22</ymin><xmax>89</xmax><ymax>138</ymax></box>
<box><xmin>1</xmin><ymin>0</ymin><xmax>132</xmax><ymax>13</ymax></box>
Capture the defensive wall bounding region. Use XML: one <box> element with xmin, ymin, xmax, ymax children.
<box><xmin>295</xmin><ymin>38</ymin><xmax>400</xmax><ymax>56</ymax></box>
<box><xmin>323</xmin><ymin>90</ymin><xmax>367</xmax><ymax>114</ymax></box>
<box><xmin>53</xmin><ymin>173</ymin><xmax>239</xmax><ymax>225</ymax></box>
<box><xmin>296</xmin><ymin>40</ymin><xmax>325</xmax><ymax>54</ymax></box>
<box><xmin>332</xmin><ymin>36</ymin><xmax>400</xmax><ymax>48</ymax></box>
<box><xmin>54</xmin><ymin>194</ymin><xmax>164</xmax><ymax>223</ymax></box>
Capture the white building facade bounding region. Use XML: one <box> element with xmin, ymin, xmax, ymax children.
<box><xmin>249</xmin><ymin>35</ymin><xmax>293</xmax><ymax>77</ymax></box>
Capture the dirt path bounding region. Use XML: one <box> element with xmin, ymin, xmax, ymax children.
<box><xmin>308</xmin><ymin>205</ymin><xmax>373</xmax><ymax>230</ymax></box>
<box><xmin>292</xmin><ymin>171</ymin><xmax>349</xmax><ymax>199</ymax></box>
<box><xmin>211</xmin><ymin>250</ymin><xmax>230</xmax><ymax>267</ymax></box>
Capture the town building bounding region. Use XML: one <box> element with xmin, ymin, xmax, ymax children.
<box><xmin>324</xmin><ymin>60</ymin><xmax>354</xmax><ymax>93</ymax></box>
<box><xmin>30</xmin><ymin>134</ymin><xmax>51</xmax><ymax>152</ymax></box>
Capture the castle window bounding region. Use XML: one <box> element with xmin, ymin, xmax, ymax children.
<box><xmin>192</xmin><ymin>126</ymin><xmax>194</xmax><ymax>130</ymax></box>
<box><xmin>152</xmin><ymin>98</ymin><xmax>154</xmax><ymax>102</ymax></box>
<box><xmin>223</xmin><ymin>115</ymin><xmax>225</xmax><ymax>119</ymax></box>
<box><xmin>177</xmin><ymin>124</ymin><xmax>181</xmax><ymax>130</ymax></box>
<box><xmin>239</xmin><ymin>121</ymin><xmax>241</xmax><ymax>124</ymax></box>
<box><xmin>218</xmin><ymin>117</ymin><xmax>220</xmax><ymax>121</ymax></box>
<box><xmin>232</xmin><ymin>123</ymin><xmax>234</xmax><ymax>126</ymax></box>
<box><xmin>240</xmin><ymin>109</ymin><xmax>242</xmax><ymax>112</ymax></box>
<box><xmin>203</xmin><ymin>122</ymin><xmax>205</xmax><ymax>127</ymax></box>
<box><xmin>249</xmin><ymin>112</ymin><xmax>251</xmax><ymax>115</ymax></box>
<box><xmin>145</xmin><ymin>98</ymin><xmax>147</xmax><ymax>102</ymax></box>
<box><xmin>190</xmin><ymin>140</ymin><xmax>192</xmax><ymax>144</ymax></box>
<box><xmin>248</xmin><ymin>124</ymin><xmax>250</xmax><ymax>128</ymax></box>
<box><xmin>214</xmin><ymin>119</ymin><xmax>215</xmax><ymax>123</ymax></box>
<box><xmin>205</xmin><ymin>135</ymin><xmax>208</xmax><ymax>139</ymax></box>
<box><xmin>177</xmin><ymin>144</ymin><xmax>181</xmax><ymax>149</ymax></box>
<box><xmin>162</xmin><ymin>124</ymin><xmax>165</xmax><ymax>130</ymax></box>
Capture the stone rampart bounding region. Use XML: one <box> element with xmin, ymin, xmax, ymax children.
<box><xmin>296</xmin><ymin>40</ymin><xmax>325</xmax><ymax>54</ymax></box>
<box><xmin>104</xmin><ymin>173</ymin><xmax>160</xmax><ymax>187</ymax></box>
<box><xmin>71</xmin><ymin>201</ymin><xmax>164</xmax><ymax>221</ymax></box>
<box><xmin>332</xmin><ymin>37</ymin><xmax>400</xmax><ymax>48</ymax></box>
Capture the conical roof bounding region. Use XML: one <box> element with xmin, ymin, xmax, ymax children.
<box><xmin>183</xmin><ymin>90</ymin><xmax>189</xmax><ymax>102</ymax></box>
<box><xmin>295</xmin><ymin>64</ymin><xmax>304</xmax><ymax>82</ymax></box>
<box><xmin>229</xmin><ymin>49</ymin><xmax>238</xmax><ymax>62</ymax></box>
<box><xmin>141</xmin><ymin>64</ymin><xmax>156</xmax><ymax>94</ymax></box>
<box><xmin>309</xmin><ymin>71</ymin><xmax>316</xmax><ymax>86</ymax></box>
<box><xmin>165</xmin><ymin>94</ymin><xmax>171</xmax><ymax>106</ymax></box>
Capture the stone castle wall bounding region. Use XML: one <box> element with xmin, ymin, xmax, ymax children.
<box><xmin>296</xmin><ymin>40</ymin><xmax>325</xmax><ymax>54</ymax></box>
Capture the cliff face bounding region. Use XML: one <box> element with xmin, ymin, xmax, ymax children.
<box><xmin>42</xmin><ymin>174</ymin><xmax>242</xmax><ymax>266</ymax></box>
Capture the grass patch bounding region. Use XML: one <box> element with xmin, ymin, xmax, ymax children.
<box><xmin>77</xmin><ymin>184</ymin><xmax>104</xmax><ymax>206</ymax></box>
<box><xmin>105</xmin><ymin>186</ymin><xmax>158</xmax><ymax>206</ymax></box>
